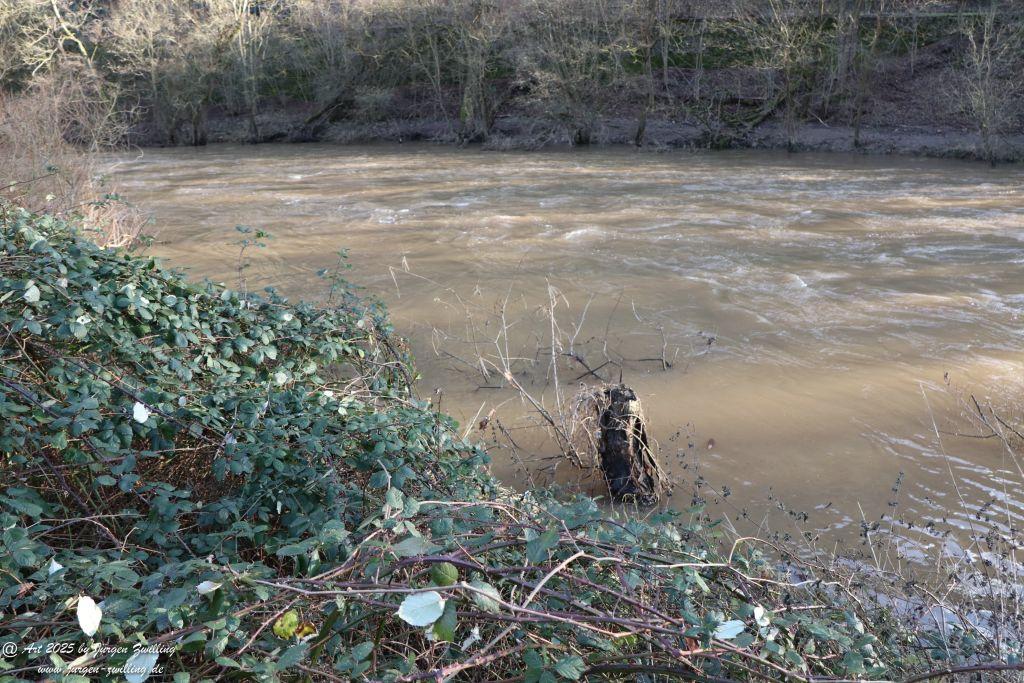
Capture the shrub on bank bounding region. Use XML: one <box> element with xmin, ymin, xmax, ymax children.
<box><xmin>0</xmin><ymin>207</ymin><xmax>1012</xmax><ymax>681</ymax></box>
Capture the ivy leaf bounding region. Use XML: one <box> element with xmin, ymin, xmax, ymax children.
<box><xmin>23</xmin><ymin>283</ymin><xmax>40</xmax><ymax>303</ymax></box>
<box><xmin>4</xmin><ymin>496</ymin><xmax>43</xmax><ymax>518</ymax></box>
<box><xmin>392</xmin><ymin>535</ymin><xmax>439</xmax><ymax>558</ymax></box>
<box><xmin>76</xmin><ymin>596</ymin><xmax>102</xmax><ymax>637</ymax></box>
<box><xmin>124</xmin><ymin>650</ymin><xmax>159</xmax><ymax>683</ymax></box>
<box><xmin>689</xmin><ymin>569</ymin><xmax>710</xmax><ymax>594</ymax></box>
<box><xmin>276</xmin><ymin>539</ymin><xmax>317</xmax><ymax>557</ymax></box>
<box><xmin>273</xmin><ymin>610</ymin><xmax>300</xmax><ymax>639</ymax></box>
<box><xmin>554</xmin><ymin>655</ymin><xmax>586</xmax><ymax>680</ymax></box>
<box><xmin>526</xmin><ymin>528</ymin><xmax>559</xmax><ymax>564</ymax></box>
<box><xmin>351</xmin><ymin>642</ymin><xmax>374</xmax><ymax>661</ymax></box>
<box><xmin>432</xmin><ymin>600</ymin><xmax>457</xmax><ymax>642</ymax></box>
<box><xmin>713</xmin><ymin>620</ymin><xmax>745</xmax><ymax>640</ymax></box>
<box><xmin>385</xmin><ymin>487</ymin><xmax>404</xmax><ymax>509</ymax></box>
<box><xmin>278</xmin><ymin>642</ymin><xmax>308</xmax><ymax>669</ymax></box>
<box><xmin>319</xmin><ymin>520</ymin><xmax>350</xmax><ymax>544</ymax></box>
<box><xmin>842</xmin><ymin>650</ymin><xmax>866</xmax><ymax>675</ymax></box>
<box><xmin>397</xmin><ymin>591</ymin><xmax>446</xmax><ymax>627</ymax></box>
<box><xmin>430</xmin><ymin>562</ymin><xmax>459</xmax><ymax>587</ymax></box>
<box><xmin>524</xmin><ymin>649</ymin><xmax>543</xmax><ymax>672</ymax></box>
<box><xmin>468</xmin><ymin>580</ymin><xmax>501</xmax><ymax>613</ymax></box>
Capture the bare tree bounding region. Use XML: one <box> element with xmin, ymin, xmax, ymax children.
<box><xmin>106</xmin><ymin>2</ymin><xmax>218</xmax><ymax>145</ymax></box>
<box><xmin>955</xmin><ymin>1</ymin><xmax>1023</xmax><ymax>165</ymax></box>
<box><xmin>393</xmin><ymin>0</ymin><xmax>456</xmax><ymax>130</ymax></box>
<box><xmin>520</xmin><ymin>0</ymin><xmax>629</xmax><ymax>145</ymax></box>
<box><xmin>448</xmin><ymin>0</ymin><xmax>510</xmax><ymax>143</ymax></box>
<box><xmin>630</xmin><ymin>0</ymin><xmax>661</xmax><ymax>146</ymax></box>
<box><xmin>0</xmin><ymin>70</ymin><xmax>144</xmax><ymax>246</ymax></box>
<box><xmin>4</xmin><ymin>0</ymin><xmax>1023</xmax><ymax>160</ymax></box>
<box><xmin>288</xmin><ymin>0</ymin><xmax>362</xmax><ymax>104</ymax></box>
<box><xmin>213</xmin><ymin>0</ymin><xmax>281</xmax><ymax>143</ymax></box>
<box><xmin>849</xmin><ymin>0</ymin><xmax>889</xmax><ymax>148</ymax></box>
<box><xmin>0</xmin><ymin>0</ymin><xmax>49</xmax><ymax>86</ymax></box>
<box><xmin>739</xmin><ymin>0</ymin><xmax>833</xmax><ymax>151</ymax></box>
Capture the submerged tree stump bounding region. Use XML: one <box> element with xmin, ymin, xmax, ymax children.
<box><xmin>574</xmin><ymin>384</ymin><xmax>666</xmax><ymax>505</ymax></box>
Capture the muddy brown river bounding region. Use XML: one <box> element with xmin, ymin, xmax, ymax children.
<box><xmin>109</xmin><ymin>143</ymin><xmax>1024</xmax><ymax>560</ymax></box>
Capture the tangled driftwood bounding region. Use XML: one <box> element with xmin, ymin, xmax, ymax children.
<box><xmin>571</xmin><ymin>384</ymin><xmax>667</xmax><ymax>504</ymax></box>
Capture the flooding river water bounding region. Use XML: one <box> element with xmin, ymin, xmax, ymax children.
<box><xmin>109</xmin><ymin>143</ymin><xmax>1024</xmax><ymax>560</ymax></box>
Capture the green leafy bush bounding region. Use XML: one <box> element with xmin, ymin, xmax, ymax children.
<box><xmin>0</xmin><ymin>207</ymin><xmax>1011</xmax><ymax>681</ymax></box>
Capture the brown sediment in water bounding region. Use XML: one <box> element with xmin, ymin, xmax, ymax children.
<box><xmin>107</xmin><ymin>143</ymin><xmax>1024</xmax><ymax>557</ymax></box>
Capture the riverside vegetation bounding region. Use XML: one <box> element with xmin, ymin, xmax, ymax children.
<box><xmin>1</xmin><ymin>2</ymin><xmax>1023</xmax><ymax>680</ymax></box>
<box><xmin>2</xmin><ymin>207</ymin><xmax>1024</xmax><ymax>682</ymax></box>
<box><xmin>0</xmin><ymin>0</ymin><xmax>1022</xmax><ymax>163</ymax></box>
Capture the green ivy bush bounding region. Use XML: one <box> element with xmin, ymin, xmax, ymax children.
<box><xmin>0</xmin><ymin>207</ymin><xmax>1011</xmax><ymax>682</ymax></box>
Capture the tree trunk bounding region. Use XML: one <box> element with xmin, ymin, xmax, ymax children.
<box><xmin>597</xmin><ymin>385</ymin><xmax>664</xmax><ymax>504</ymax></box>
<box><xmin>852</xmin><ymin>2</ymin><xmax>883</xmax><ymax>149</ymax></box>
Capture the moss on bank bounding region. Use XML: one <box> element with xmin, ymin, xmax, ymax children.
<box><xmin>0</xmin><ymin>208</ymin><xmax>1016</xmax><ymax>681</ymax></box>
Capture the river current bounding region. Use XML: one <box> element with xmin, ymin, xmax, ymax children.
<box><xmin>109</xmin><ymin>143</ymin><xmax>1024</xmax><ymax>561</ymax></box>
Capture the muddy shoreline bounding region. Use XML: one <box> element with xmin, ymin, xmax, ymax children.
<box><xmin>137</xmin><ymin>109</ymin><xmax>1023</xmax><ymax>164</ymax></box>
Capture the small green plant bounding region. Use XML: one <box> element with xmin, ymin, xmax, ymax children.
<box><xmin>232</xmin><ymin>224</ymin><xmax>272</xmax><ymax>293</ymax></box>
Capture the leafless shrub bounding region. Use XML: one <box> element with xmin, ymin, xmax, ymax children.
<box><xmin>103</xmin><ymin>0</ymin><xmax>220</xmax><ymax>146</ymax></box>
<box><xmin>286</xmin><ymin>0</ymin><xmax>364</xmax><ymax>103</ymax></box>
<box><xmin>388</xmin><ymin>265</ymin><xmax>686</xmax><ymax>502</ymax></box>
<box><xmin>953</xmin><ymin>2</ymin><xmax>1023</xmax><ymax>165</ymax></box>
<box><xmin>736</xmin><ymin>0</ymin><xmax>836</xmax><ymax>150</ymax></box>
<box><xmin>0</xmin><ymin>70</ymin><xmax>145</xmax><ymax>247</ymax></box>
<box><xmin>352</xmin><ymin>86</ymin><xmax>397</xmax><ymax>122</ymax></box>
<box><xmin>516</xmin><ymin>0</ymin><xmax>631</xmax><ymax>145</ymax></box>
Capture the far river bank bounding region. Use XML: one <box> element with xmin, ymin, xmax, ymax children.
<box><xmin>133</xmin><ymin>109</ymin><xmax>1024</xmax><ymax>164</ymax></box>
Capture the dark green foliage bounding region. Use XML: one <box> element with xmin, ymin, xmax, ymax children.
<box><xmin>0</xmin><ymin>208</ymin><xmax>1012</xmax><ymax>681</ymax></box>
<box><xmin>0</xmin><ymin>206</ymin><xmax>484</xmax><ymax>679</ymax></box>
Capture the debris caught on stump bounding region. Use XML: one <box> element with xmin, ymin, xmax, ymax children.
<box><xmin>571</xmin><ymin>384</ymin><xmax>667</xmax><ymax>505</ymax></box>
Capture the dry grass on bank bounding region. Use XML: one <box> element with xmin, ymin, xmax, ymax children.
<box><xmin>0</xmin><ymin>71</ymin><xmax>146</xmax><ymax>247</ymax></box>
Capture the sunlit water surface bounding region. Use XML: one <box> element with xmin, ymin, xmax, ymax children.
<box><xmin>108</xmin><ymin>144</ymin><xmax>1024</xmax><ymax>561</ymax></box>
